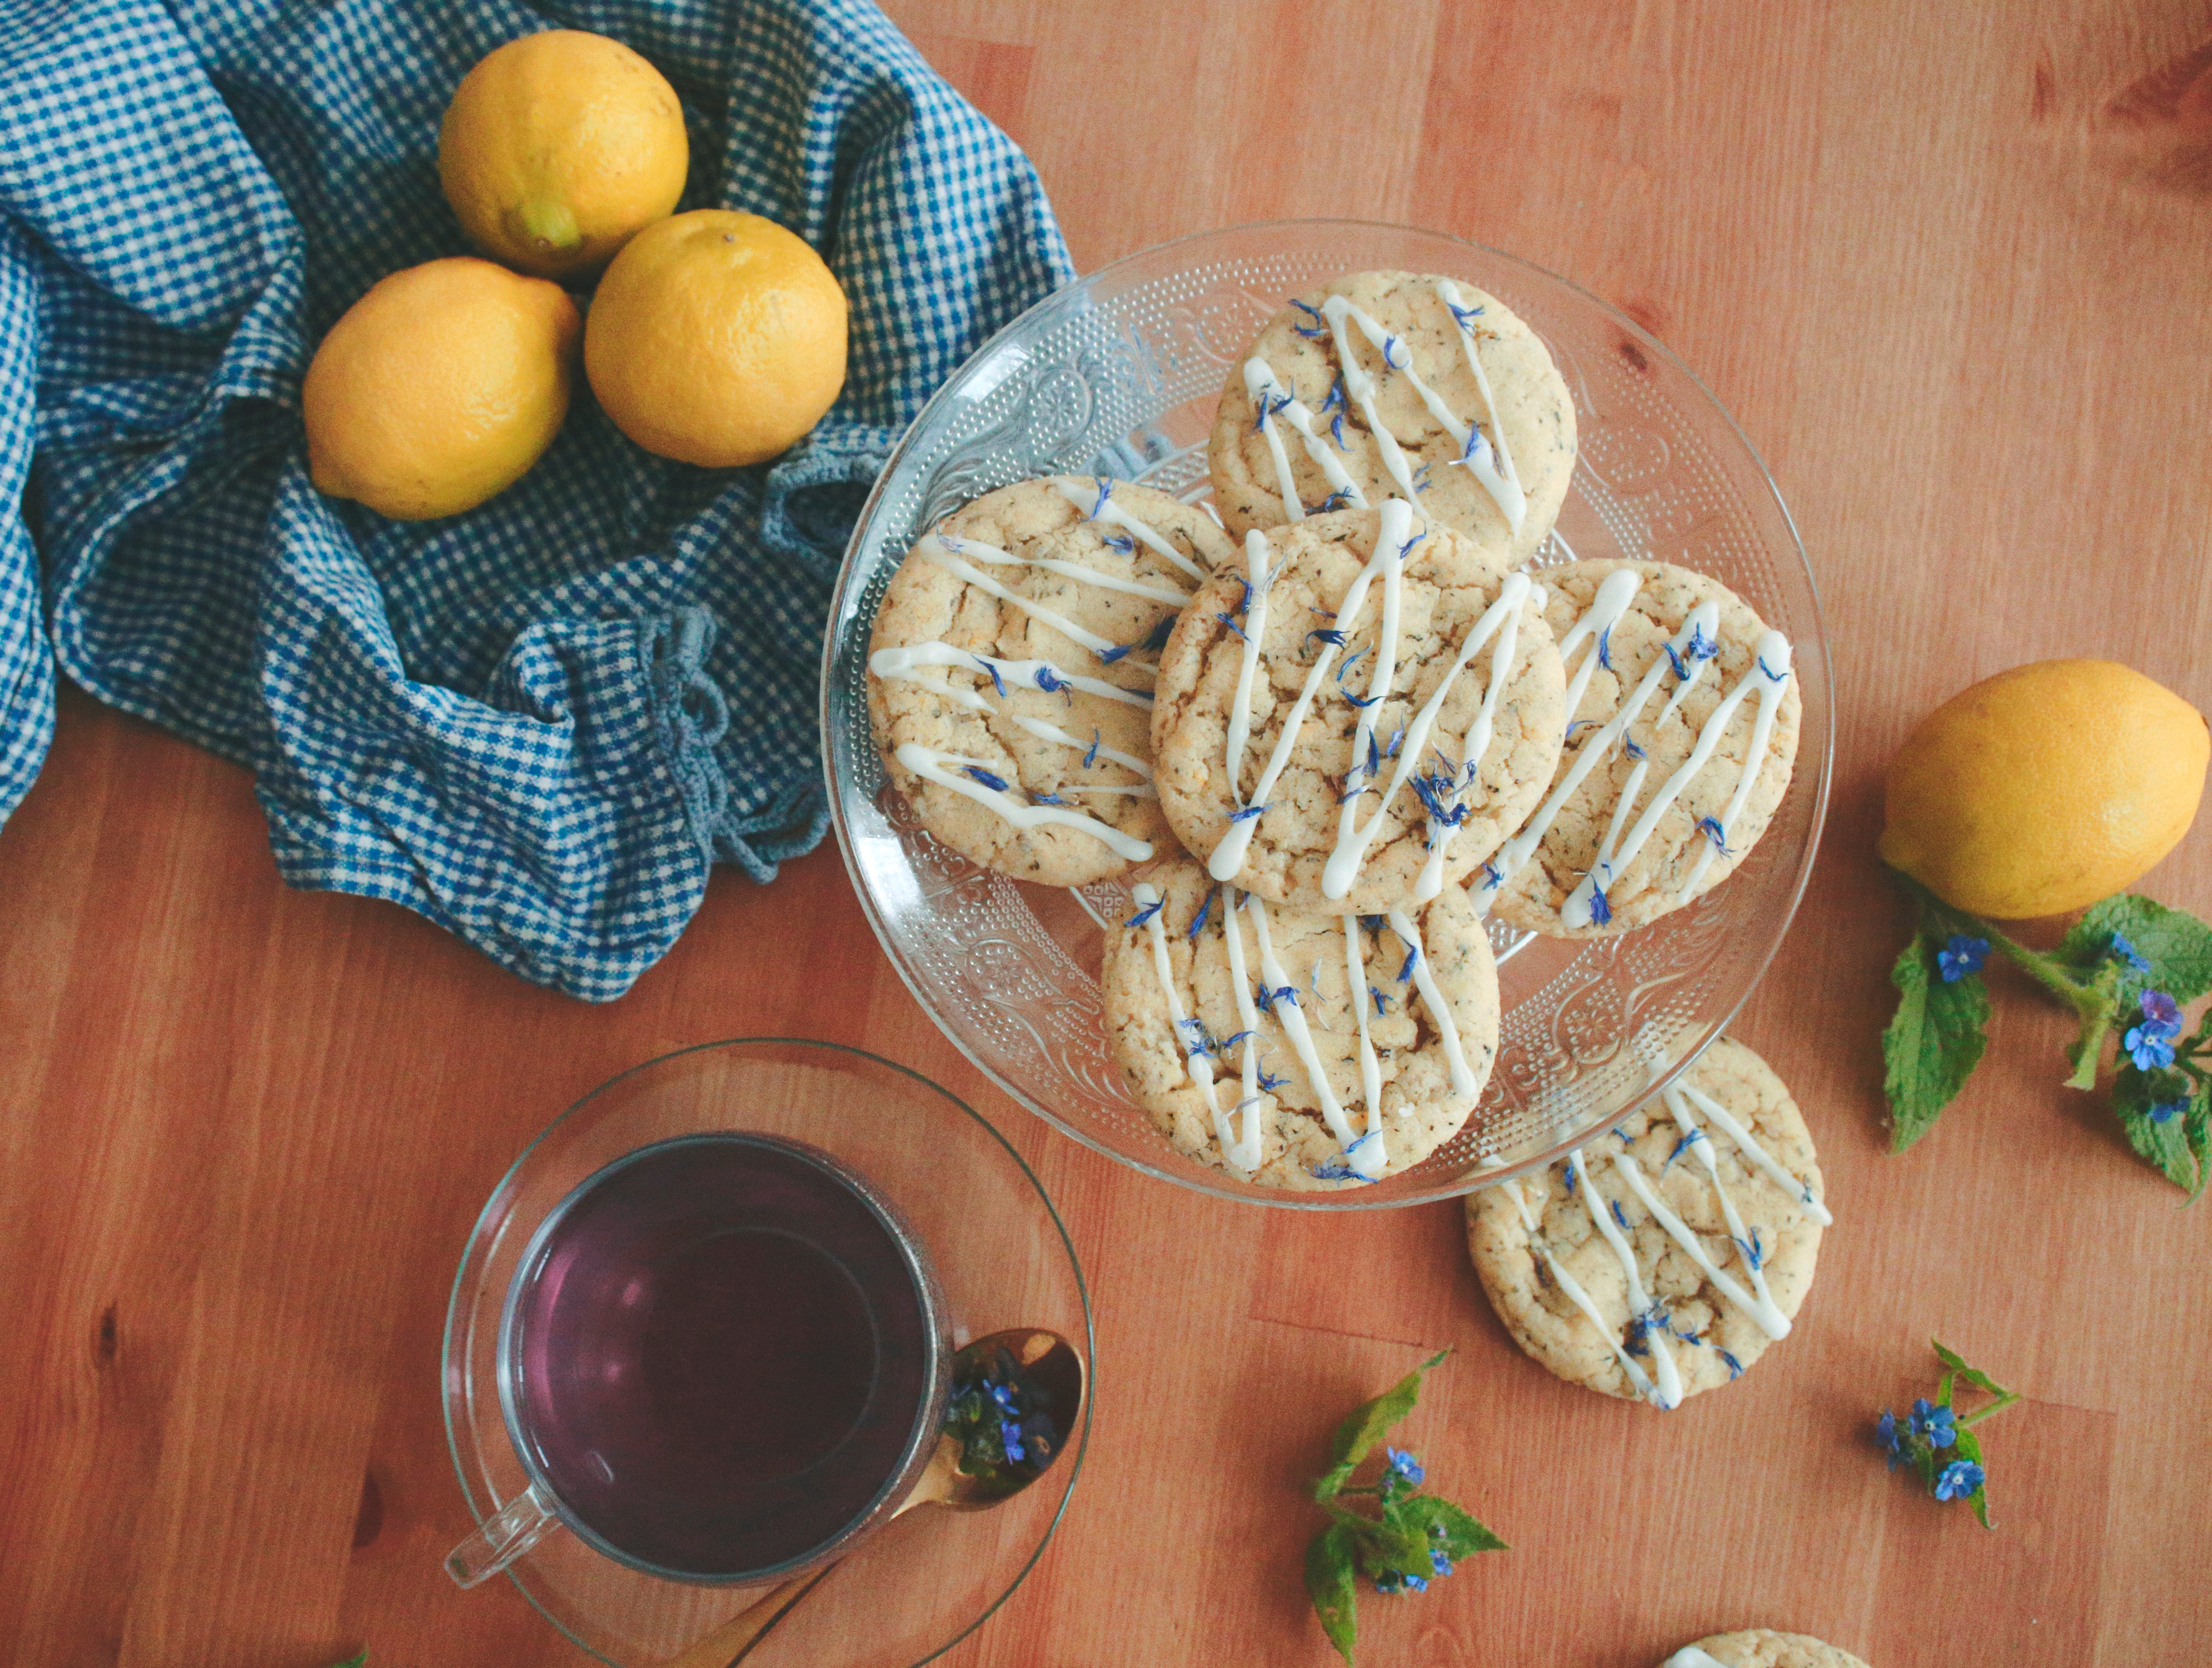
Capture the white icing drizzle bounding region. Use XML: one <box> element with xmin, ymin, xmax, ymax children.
<box><xmin>1242</xmin><ymin>358</ymin><xmax>1368</xmax><ymax>521</ymax></box>
<box><xmin>1216</xmin><ymin>884</ymin><xmax>1272</xmax><ymax>1174</ymax></box>
<box><xmin>1320</xmin><ymin>503</ymin><xmax>1406</xmax><ymax>897</ymax></box>
<box><xmin>1131</xmin><ymin>881</ymin><xmax>1223</xmax><ymax>1132</ymax></box>
<box><xmin>935</xmin><ymin>531</ymin><xmax>1192</xmax><ymax>606</ymax></box>
<box><xmin>1553</xmin><ymin>568</ymin><xmax>1644</xmax><ymax>728</ymax></box>
<box><xmin>869</xmin><ymin>642</ymin><xmax>1153</xmax><ymax>712</ymax></box>
<box><xmin>1524</xmin><ymin>1068</ymin><xmax>1830</xmax><ymax>1406</ymax></box>
<box><xmin>1571</xmin><ymin>1147</ymin><xmax>1686</xmax><ymax>1409</ymax></box>
<box><xmin>1661</xmin><ymin>1650</ymin><xmax>1732</xmax><ymax>1668</ymax></box>
<box><xmin>1475</xmin><ymin>598</ymin><xmax>1721</xmax><ymax>917</ymax></box>
<box><xmin>1320</xmin><ymin>296</ymin><xmax>1422</xmax><ymax>502</ymax></box>
<box><xmin>1223</xmin><ymin>530</ymin><xmax>1271</xmax><ymax>799</ymax></box>
<box><xmin>1382</xmin><ymin>907</ymin><xmax>1478</xmax><ymax>1098</ymax></box>
<box><xmin>893</xmin><ymin>743</ymin><xmax>1153</xmax><ymax>861</ymax></box>
<box><xmin>1243</xmin><ymin>892</ymin><xmax>1365</xmax><ymax>1161</ymax></box>
<box><xmin>1433</xmin><ymin>278</ymin><xmax>1529</xmax><ymax>534</ymax></box>
<box><xmin>1412</xmin><ymin>574</ymin><xmax>1529</xmax><ymax>901</ymax></box>
<box><xmin>1679</xmin><ymin>634</ymin><xmax>1794</xmax><ymax>895</ymax></box>
<box><xmin>1002</xmin><ymin>715</ymin><xmax>1152</xmax><ymax>780</ymax></box>
<box><xmin>1047</xmin><ymin>476</ymin><xmax>1207</xmax><ymax>582</ymax></box>
<box><xmin>1343</xmin><ymin>915</ymin><xmax>1384</xmax><ymax>1167</ymax></box>
<box><xmin>1560</xmin><ymin>627</ymin><xmax>1793</xmax><ymax>928</ymax></box>
<box><xmin>914</xmin><ymin>535</ymin><xmax>1142</xmax><ymax>666</ymax></box>
<box><xmin>1670</xmin><ymin>1080</ymin><xmax>1833</xmax><ymax>1225</ymax></box>
<box><xmin>1502</xmin><ymin>1176</ymin><xmax>1662</xmax><ymax>1405</ymax></box>
<box><xmin>1208</xmin><ymin>499</ymin><xmax>1419</xmax><ymax>882</ymax></box>
<box><xmin>1322</xmin><ymin>570</ymin><xmax>1533</xmax><ymax>902</ymax></box>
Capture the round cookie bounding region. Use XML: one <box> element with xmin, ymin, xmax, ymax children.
<box><xmin>1104</xmin><ymin>858</ymin><xmax>1498</xmax><ymax>1190</ymax></box>
<box><xmin>867</xmin><ymin>475</ymin><xmax>1233</xmax><ymax>885</ymax></box>
<box><xmin>1465</xmin><ymin>1035</ymin><xmax>1828</xmax><ymax>1407</ymax></box>
<box><xmin>1209</xmin><ymin>269</ymin><xmax>1576</xmax><ymax>560</ymax></box>
<box><xmin>1151</xmin><ymin>503</ymin><xmax>1565</xmax><ymax>916</ymax></box>
<box><xmin>1662</xmin><ymin>1631</ymin><xmax>1872</xmax><ymax>1668</ymax></box>
<box><xmin>1482</xmin><ymin>559</ymin><xmax>1802</xmax><ymax>938</ymax></box>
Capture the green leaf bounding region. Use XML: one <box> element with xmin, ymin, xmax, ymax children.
<box><xmin>1951</xmin><ymin>1426</ymin><xmax>1992</xmax><ymax>1529</ymax></box>
<box><xmin>1312</xmin><ymin>1349</ymin><xmax>1448</xmax><ymax>1501</ymax></box>
<box><xmin>2060</xmin><ymin>895</ymin><xmax>2212</xmax><ymax>1007</ymax></box>
<box><xmin>1304</xmin><ymin>1524</ymin><xmax>1360</xmax><ymax>1665</ymax></box>
<box><xmin>1389</xmin><ymin>1493</ymin><xmax>1508</xmax><ymax>1560</ymax></box>
<box><xmin>2111</xmin><ymin>1064</ymin><xmax>2207</xmax><ymax>1197</ymax></box>
<box><xmin>1882</xmin><ymin>932</ymin><xmax>1991</xmax><ymax>1152</ymax></box>
<box><xmin>1930</xmin><ymin>1339</ymin><xmax>2014</xmax><ymax>1403</ymax></box>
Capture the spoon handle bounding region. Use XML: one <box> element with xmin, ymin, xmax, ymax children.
<box><xmin>660</xmin><ymin>1566</ymin><xmax>832</xmax><ymax>1668</ymax></box>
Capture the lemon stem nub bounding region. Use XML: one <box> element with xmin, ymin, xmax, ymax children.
<box><xmin>515</xmin><ymin>200</ymin><xmax>581</xmax><ymax>254</ymax></box>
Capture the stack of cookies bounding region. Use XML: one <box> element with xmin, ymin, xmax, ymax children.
<box><xmin>866</xmin><ymin>269</ymin><xmax>1804</xmax><ymax>1194</ymax></box>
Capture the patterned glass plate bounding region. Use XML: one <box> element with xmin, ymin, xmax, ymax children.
<box><xmin>821</xmin><ymin>220</ymin><xmax>1832</xmax><ymax>1209</ymax></box>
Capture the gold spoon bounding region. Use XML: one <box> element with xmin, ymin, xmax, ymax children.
<box><xmin>662</xmin><ymin>1327</ymin><xmax>1085</xmax><ymax>1668</ymax></box>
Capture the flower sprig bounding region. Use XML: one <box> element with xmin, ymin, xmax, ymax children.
<box><xmin>1881</xmin><ymin>876</ymin><xmax>2212</xmax><ymax>1197</ymax></box>
<box><xmin>1303</xmin><ymin>1352</ymin><xmax>1504</xmax><ymax>1664</ymax></box>
<box><xmin>942</xmin><ymin>1342</ymin><xmax>1059</xmax><ymax>1501</ymax></box>
<box><xmin>1873</xmin><ymin>1339</ymin><xmax>2019</xmax><ymax>1528</ymax></box>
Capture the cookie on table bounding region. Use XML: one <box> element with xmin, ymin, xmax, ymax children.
<box><xmin>1661</xmin><ymin>1631</ymin><xmax>1872</xmax><ymax>1668</ymax></box>
<box><xmin>866</xmin><ymin>475</ymin><xmax>1233</xmax><ymax>886</ymax></box>
<box><xmin>1479</xmin><ymin>559</ymin><xmax>1802</xmax><ymax>938</ymax></box>
<box><xmin>1151</xmin><ymin>501</ymin><xmax>1565</xmax><ymax>916</ymax></box>
<box><xmin>1103</xmin><ymin>857</ymin><xmax>1498</xmax><ymax>1190</ymax></box>
<box><xmin>1209</xmin><ymin>269</ymin><xmax>1576</xmax><ymax>560</ymax></box>
<box><xmin>1464</xmin><ymin>1035</ymin><xmax>1829</xmax><ymax>1408</ymax></box>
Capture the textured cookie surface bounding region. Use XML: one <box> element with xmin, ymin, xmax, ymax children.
<box><xmin>1209</xmin><ymin>269</ymin><xmax>1576</xmax><ymax>559</ymax></box>
<box><xmin>1466</xmin><ymin>1035</ymin><xmax>1827</xmax><ymax>1405</ymax></box>
<box><xmin>1151</xmin><ymin>505</ymin><xmax>1564</xmax><ymax>915</ymax></box>
<box><xmin>1485</xmin><ymin>560</ymin><xmax>1802</xmax><ymax>938</ymax></box>
<box><xmin>1663</xmin><ymin>1629</ymin><xmax>1872</xmax><ymax>1668</ymax></box>
<box><xmin>1103</xmin><ymin>859</ymin><xmax>1498</xmax><ymax>1190</ymax></box>
<box><xmin>867</xmin><ymin>476</ymin><xmax>1232</xmax><ymax>886</ymax></box>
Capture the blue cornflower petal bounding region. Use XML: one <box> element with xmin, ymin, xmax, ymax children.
<box><xmin>1289</xmin><ymin>297</ymin><xmax>1329</xmax><ymax>339</ymax></box>
<box><xmin>1696</xmin><ymin>815</ymin><xmax>1734</xmax><ymax>855</ymax></box>
<box><xmin>1000</xmin><ymin>1419</ymin><xmax>1027</xmax><ymax>1465</ymax></box>
<box><xmin>1397</xmin><ymin>945</ymin><xmax>1419</xmax><ymax>982</ymax></box>
<box><xmin>1123</xmin><ymin>898</ymin><xmax>1164</xmax><ymax>928</ymax></box>
<box><xmin>1597</xmin><ymin>624</ymin><xmax>1614</xmax><ymax>671</ymax></box>
<box><xmin>2125</xmin><ymin>1024</ymin><xmax>2177</xmax><ymax>1072</ymax></box>
<box><xmin>1934</xmin><ymin>1459</ymin><xmax>1985</xmax><ymax>1502</ymax></box>
<box><xmin>1033</xmin><ymin>664</ymin><xmax>1071</xmax><ymax>696</ymax></box>
<box><xmin>1370</xmin><ymin>984</ymin><xmax>1389</xmax><ymax>1016</ymax></box>
<box><xmin>1623</xmin><ymin>736</ymin><xmax>1646</xmax><ymax>761</ymax></box>
<box><xmin>961</xmin><ymin>765</ymin><xmax>1009</xmax><ymax>791</ymax></box>
<box><xmin>1345</xmin><ymin>691</ymin><xmax>1383</xmax><ymax>709</ymax></box>
<box><xmin>1216</xmin><ymin>612</ymin><xmax>1249</xmax><ymax>642</ymax></box>
<box><xmin>1588</xmin><ymin>887</ymin><xmax>1613</xmax><ymax>926</ymax></box>
<box><xmin>973</xmin><ymin>657</ymin><xmax>1008</xmax><ymax>697</ymax></box>
<box><xmin>1400</xmin><ymin>1573</ymin><xmax>1428</xmax><ymax>1594</ymax></box>
<box><xmin>1307</xmin><ymin>628</ymin><xmax>1348</xmax><ymax>649</ymax></box>
<box><xmin>1229</xmin><ymin>803</ymin><xmax>1269</xmax><ymax>822</ymax></box>
<box><xmin>1084</xmin><ymin>729</ymin><xmax>1102</xmax><ymax>769</ymax></box>
<box><xmin>1257</xmin><ymin>1062</ymin><xmax>1290</xmax><ymax>1093</ymax></box>
<box><xmin>1188</xmin><ymin>887</ymin><xmax>1217</xmax><ymax>940</ymax></box>
<box><xmin>1936</xmin><ymin>935</ymin><xmax>1989</xmax><ymax>983</ymax></box>
<box><xmin>1330</xmin><ymin>411</ymin><xmax>1347</xmax><ymax>450</ymax></box>
<box><xmin>2140</xmin><ymin>989</ymin><xmax>2183</xmax><ymax>1038</ymax></box>
<box><xmin>1335</xmin><ymin>644</ymin><xmax>1369</xmax><ymax>683</ymax></box>
<box><xmin>1609</xmin><ymin>1197</ymin><xmax>1631</xmax><ymax>1231</ymax></box>
<box><xmin>1031</xmin><ymin>791</ymin><xmax>1065</xmax><ymax>806</ymax></box>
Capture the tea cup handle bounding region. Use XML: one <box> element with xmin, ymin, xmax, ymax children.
<box><xmin>445</xmin><ymin>1482</ymin><xmax>562</xmax><ymax>1587</ymax></box>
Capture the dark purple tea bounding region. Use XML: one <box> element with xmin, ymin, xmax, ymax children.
<box><xmin>501</xmin><ymin>1134</ymin><xmax>944</xmax><ymax>1580</ymax></box>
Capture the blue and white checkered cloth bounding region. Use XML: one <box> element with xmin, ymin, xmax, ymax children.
<box><xmin>0</xmin><ymin>0</ymin><xmax>1072</xmax><ymax>999</ymax></box>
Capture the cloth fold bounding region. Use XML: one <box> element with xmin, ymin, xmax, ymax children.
<box><xmin>0</xmin><ymin>0</ymin><xmax>1072</xmax><ymax>1000</ymax></box>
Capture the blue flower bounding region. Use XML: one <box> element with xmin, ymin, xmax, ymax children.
<box><xmin>1933</xmin><ymin>1459</ymin><xmax>1985</xmax><ymax>1502</ymax></box>
<box><xmin>1446</xmin><ymin>299</ymin><xmax>1484</xmax><ymax>329</ymax></box>
<box><xmin>1429</xmin><ymin>1549</ymin><xmax>1453</xmax><ymax>1578</ymax></box>
<box><xmin>989</xmin><ymin>1380</ymin><xmax>1020</xmax><ymax>1414</ymax></box>
<box><xmin>1876</xmin><ymin>1409</ymin><xmax>1904</xmax><ymax>1468</ymax></box>
<box><xmin>1000</xmin><ymin>1419</ymin><xmax>1027</xmax><ymax>1465</ymax></box>
<box><xmin>2124</xmin><ymin>1021</ymin><xmax>2178</xmax><ymax>1072</ymax></box>
<box><xmin>1033</xmin><ymin>664</ymin><xmax>1071</xmax><ymax>697</ymax></box>
<box><xmin>1695</xmin><ymin>815</ymin><xmax>1734</xmax><ymax>855</ymax></box>
<box><xmin>1909</xmin><ymin>1398</ymin><xmax>1956</xmax><ymax>1451</ymax></box>
<box><xmin>2151</xmin><ymin>1097</ymin><xmax>2188</xmax><ymax>1124</ymax></box>
<box><xmin>1588</xmin><ymin>887</ymin><xmax>1612</xmax><ymax>927</ymax></box>
<box><xmin>1384</xmin><ymin>1447</ymin><xmax>1425</xmax><ymax>1488</ymax></box>
<box><xmin>1372</xmin><ymin>1570</ymin><xmax>1404</xmax><ymax>1595</ymax></box>
<box><xmin>2139</xmin><ymin>989</ymin><xmax>2183</xmax><ymax>1037</ymax></box>
<box><xmin>2109</xmin><ymin>934</ymin><xmax>2153</xmax><ymax>975</ymax></box>
<box><xmin>1399</xmin><ymin>1572</ymin><xmax>1429</xmax><ymax>1594</ymax></box>
<box><xmin>1936</xmin><ymin>935</ymin><xmax>1989</xmax><ymax>982</ymax></box>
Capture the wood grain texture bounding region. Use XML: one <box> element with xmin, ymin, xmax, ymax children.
<box><xmin>5</xmin><ymin>1</ymin><xmax>2212</xmax><ymax>1664</ymax></box>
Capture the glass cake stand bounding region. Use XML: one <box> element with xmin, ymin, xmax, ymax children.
<box><xmin>822</xmin><ymin>219</ymin><xmax>1833</xmax><ymax>1208</ymax></box>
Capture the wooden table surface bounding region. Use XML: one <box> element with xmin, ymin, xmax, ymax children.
<box><xmin>7</xmin><ymin>3</ymin><xmax>2212</xmax><ymax>1665</ymax></box>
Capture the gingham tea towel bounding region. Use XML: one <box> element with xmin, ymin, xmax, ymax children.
<box><xmin>0</xmin><ymin>0</ymin><xmax>1072</xmax><ymax>1000</ymax></box>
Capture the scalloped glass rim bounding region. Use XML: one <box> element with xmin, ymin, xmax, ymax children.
<box><xmin>822</xmin><ymin>218</ymin><xmax>1833</xmax><ymax>1210</ymax></box>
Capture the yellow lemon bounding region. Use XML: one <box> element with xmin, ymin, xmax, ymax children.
<box><xmin>304</xmin><ymin>257</ymin><xmax>580</xmax><ymax>520</ymax></box>
<box><xmin>438</xmin><ymin>30</ymin><xmax>688</xmax><ymax>279</ymax></box>
<box><xmin>583</xmin><ymin>209</ymin><xmax>847</xmax><ymax>468</ymax></box>
<box><xmin>1880</xmin><ymin>659</ymin><xmax>2209</xmax><ymax>918</ymax></box>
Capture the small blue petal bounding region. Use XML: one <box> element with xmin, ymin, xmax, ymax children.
<box><xmin>1123</xmin><ymin>898</ymin><xmax>1165</xmax><ymax>928</ymax></box>
<box><xmin>961</xmin><ymin>765</ymin><xmax>1010</xmax><ymax>791</ymax></box>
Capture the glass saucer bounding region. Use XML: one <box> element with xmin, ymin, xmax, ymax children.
<box><xmin>443</xmin><ymin>1039</ymin><xmax>1093</xmax><ymax>1667</ymax></box>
